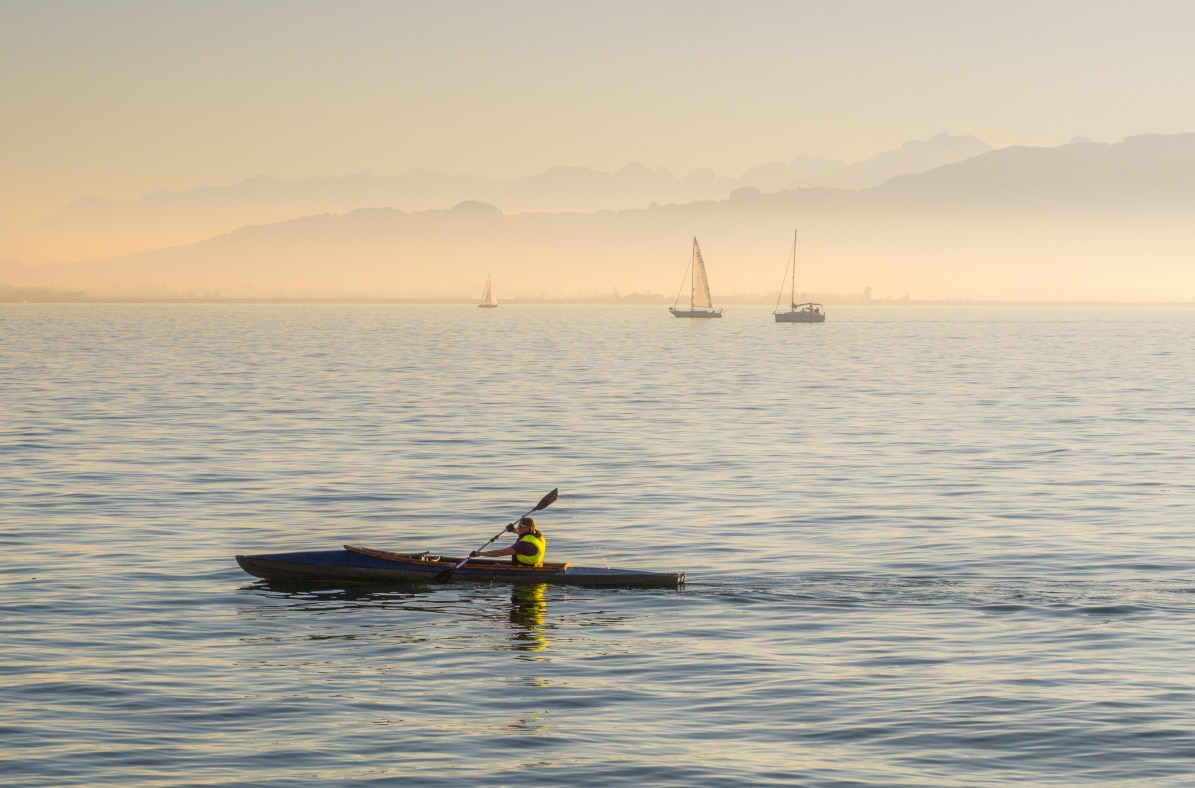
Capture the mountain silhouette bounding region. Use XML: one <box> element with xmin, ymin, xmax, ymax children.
<box><xmin>5</xmin><ymin>134</ymin><xmax>1195</xmax><ymax>302</ymax></box>
<box><xmin>27</xmin><ymin>134</ymin><xmax>984</xmax><ymax>262</ymax></box>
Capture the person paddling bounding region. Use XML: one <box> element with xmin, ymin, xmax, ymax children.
<box><xmin>470</xmin><ymin>516</ymin><xmax>546</xmax><ymax>567</ymax></box>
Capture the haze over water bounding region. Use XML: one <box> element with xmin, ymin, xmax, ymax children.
<box><xmin>4</xmin><ymin>304</ymin><xmax>1194</xmax><ymax>786</ymax></box>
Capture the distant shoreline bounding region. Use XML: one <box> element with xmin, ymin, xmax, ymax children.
<box><xmin>3</xmin><ymin>295</ymin><xmax>1193</xmax><ymax>307</ymax></box>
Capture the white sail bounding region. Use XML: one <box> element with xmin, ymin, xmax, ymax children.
<box><xmin>690</xmin><ymin>238</ymin><xmax>713</xmax><ymax>309</ymax></box>
<box><xmin>669</xmin><ymin>237</ymin><xmax>722</xmax><ymax>317</ymax></box>
<box><xmin>480</xmin><ymin>275</ymin><xmax>497</xmax><ymax>306</ymax></box>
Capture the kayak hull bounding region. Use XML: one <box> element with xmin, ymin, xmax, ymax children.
<box><xmin>236</xmin><ymin>548</ymin><xmax>685</xmax><ymax>589</ymax></box>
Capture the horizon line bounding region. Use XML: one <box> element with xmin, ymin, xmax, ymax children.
<box><xmin>3</xmin><ymin>296</ymin><xmax>1193</xmax><ymax>308</ymax></box>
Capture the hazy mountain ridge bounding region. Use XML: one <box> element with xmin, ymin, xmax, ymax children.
<box><xmin>785</xmin><ymin>133</ymin><xmax>993</xmax><ymax>190</ymax></box>
<box><xmin>4</xmin><ymin>133</ymin><xmax>1195</xmax><ymax>302</ymax></box>
<box><xmin>21</xmin><ymin>134</ymin><xmax>990</xmax><ymax>262</ymax></box>
<box><xmin>868</xmin><ymin>133</ymin><xmax>1195</xmax><ymax>211</ymax></box>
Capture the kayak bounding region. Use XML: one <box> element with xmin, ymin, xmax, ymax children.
<box><xmin>235</xmin><ymin>545</ymin><xmax>685</xmax><ymax>589</ymax></box>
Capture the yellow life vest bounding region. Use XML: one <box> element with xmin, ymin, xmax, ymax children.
<box><xmin>515</xmin><ymin>533</ymin><xmax>546</xmax><ymax>566</ymax></box>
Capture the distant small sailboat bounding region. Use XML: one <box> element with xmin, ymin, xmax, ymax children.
<box><xmin>478</xmin><ymin>274</ymin><xmax>498</xmax><ymax>308</ymax></box>
<box><xmin>669</xmin><ymin>238</ymin><xmax>723</xmax><ymax>318</ymax></box>
<box><xmin>773</xmin><ymin>230</ymin><xmax>825</xmax><ymax>323</ymax></box>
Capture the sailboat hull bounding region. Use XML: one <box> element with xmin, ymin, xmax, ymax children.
<box><xmin>477</xmin><ymin>304</ymin><xmax>498</xmax><ymax>308</ymax></box>
<box><xmin>775</xmin><ymin>300</ymin><xmax>825</xmax><ymax>323</ymax></box>
<box><xmin>670</xmin><ymin>308</ymin><xmax>723</xmax><ymax>318</ymax></box>
<box><xmin>775</xmin><ymin>310</ymin><xmax>825</xmax><ymax>323</ymax></box>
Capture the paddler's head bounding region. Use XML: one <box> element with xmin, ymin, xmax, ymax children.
<box><xmin>517</xmin><ymin>516</ymin><xmax>540</xmax><ymax>536</ymax></box>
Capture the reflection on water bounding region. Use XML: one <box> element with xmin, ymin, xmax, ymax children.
<box><xmin>508</xmin><ymin>583</ymin><xmax>549</xmax><ymax>654</ymax></box>
<box><xmin>243</xmin><ymin>578</ymin><xmax>559</xmax><ymax>655</ymax></box>
<box><xmin>239</xmin><ymin>580</ymin><xmax>554</xmax><ymax>655</ymax></box>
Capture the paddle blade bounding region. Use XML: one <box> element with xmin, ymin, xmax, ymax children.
<box><xmin>533</xmin><ymin>488</ymin><xmax>559</xmax><ymax>512</ymax></box>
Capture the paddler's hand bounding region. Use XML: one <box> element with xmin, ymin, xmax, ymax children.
<box><xmin>505</xmin><ymin>523</ymin><xmax>517</xmax><ymax>532</ymax></box>
<box><xmin>469</xmin><ymin>550</ymin><xmax>481</xmax><ymax>557</ymax></box>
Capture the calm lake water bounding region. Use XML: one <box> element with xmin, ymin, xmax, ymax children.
<box><xmin>3</xmin><ymin>303</ymin><xmax>1194</xmax><ymax>786</ymax></box>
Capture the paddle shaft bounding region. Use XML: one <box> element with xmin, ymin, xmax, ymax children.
<box><xmin>440</xmin><ymin>488</ymin><xmax>558</xmax><ymax>579</ymax></box>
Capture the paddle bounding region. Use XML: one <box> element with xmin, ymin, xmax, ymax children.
<box><xmin>437</xmin><ymin>488</ymin><xmax>559</xmax><ymax>581</ymax></box>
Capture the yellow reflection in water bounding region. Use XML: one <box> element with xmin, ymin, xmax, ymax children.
<box><xmin>508</xmin><ymin>583</ymin><xmax>549</xmax><ymax>654</ymax></box>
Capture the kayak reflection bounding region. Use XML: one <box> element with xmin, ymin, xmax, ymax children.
<box><xmin>239</xmin><ymin>580</ymin><xmax>553</xmax><ymax>654</ymax></box>
<box><xmin>508</xmin><ymin>583</ymin><xmax>549</xmax><ymax>653</ymax></box>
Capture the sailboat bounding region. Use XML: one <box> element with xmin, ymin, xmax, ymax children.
<box><xmin>773</xmin><ymin>230</ymin><xmax>825</xmax><ymax>323</ymax></box>
<box><xmin>478</xmin><ymin>274</ymin><xmax>498</xmax><ymax>308</ymax></box>
<box><xmin>669</xmin><ymin>238</ymin><xmax>723</xmax><ymax>318</ymax></box>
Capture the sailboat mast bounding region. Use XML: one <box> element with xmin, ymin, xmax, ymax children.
<box><xmin>791</xmin><ymin>230</ymin><xmax>797</xmax><ymax>306</ymax></box>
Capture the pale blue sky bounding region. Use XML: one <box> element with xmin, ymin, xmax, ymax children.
<box><xmin>3</xmin><ymin>0</ymin><xmax>1195</xmax><ymax>221</ymax></box>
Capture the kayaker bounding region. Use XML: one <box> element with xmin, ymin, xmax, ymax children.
<box><xmin>470</xmin><ymin>516</ymin><xmax>546</xmax><ymax>567</ymax></box>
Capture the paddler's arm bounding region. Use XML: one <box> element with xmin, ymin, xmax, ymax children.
<box><xmin>472</xmin><ymin>546</ymin><xmax>517</xmax><ymax>558</ymax></box>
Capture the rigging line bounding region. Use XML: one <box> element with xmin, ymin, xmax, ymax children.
<box><xmin>773</xmin><ymin>259</ymin><xmax>788</xmax><ymax>313</ymax></box>
<box><xmin>672</xmin><ymin>246</ymin><xmax>693</xmax><ymax>308</ymax></box>
<box><xmin>774</xmin><ymin>231</ymin><xmax>796</xmax><ymax>313</ymax></box>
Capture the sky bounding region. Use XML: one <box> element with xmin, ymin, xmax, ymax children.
<box><xmin>4</xmin><ymin>0</ymin><xmax>1195</xmax><ymax>227</ymax></box>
